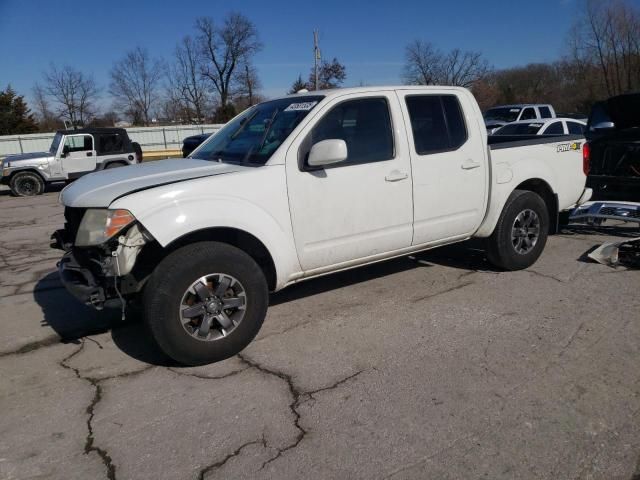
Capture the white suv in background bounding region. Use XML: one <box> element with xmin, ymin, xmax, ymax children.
<box><xmin>484</xmin><ymin>104</ymin><xmax>556</xmax><ymax>133</ymax></box>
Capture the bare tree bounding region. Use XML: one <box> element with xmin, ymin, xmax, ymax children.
<box><xmin>195</xmin><ymin>13</ymin><xmax>262</xmax><ymax>116</ymax></box>
<box><xmin>307</xmin><ymin>58</ymin><xmax>346</xmax><ymax>89</ymax></box>
<box><xmin>571</xmin><ymin>0</ymin><xmax>640</xmax><ymax>96</ymax></box>
<box><xmin>110</xmin><ymin>47</ymin><xmax>164</xmax><ymax>126</ymax></box>
<box><xmin>42</xmin><ymin>65</ymin><xmax>99</xmax><ymax>127</ymax></box>
<box><xmin>167</xmin><ymin>36</ymin><xmax>210</xmax><ymax>123</ymax></box>
<box><xmin>31</xmin><ymin>83</ymin><xmax>61</xmax><ymax>131</ymax></box>
<box><xmin>233</xmin><ymin>58</ymin><xmax>262</xmax><ymax>107</ymax></box>
<box><xmin>403</xmin><ymin>40</ymin><xmax>444</xmax><ymax>85</ymax></box>
<box><xmin>403</xmin><ymin>40</ymin><xmax>490</xmax><ymax>88</ymax></box>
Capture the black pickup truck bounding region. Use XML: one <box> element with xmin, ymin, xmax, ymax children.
<box><xmin>585</xmin><ymin>93</ymin><xmax>640</xmax><ymax>201</ymax></box>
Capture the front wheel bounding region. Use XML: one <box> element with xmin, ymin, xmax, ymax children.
<box><xmin>9</xmin><ymin>171</ymin><xmax>45</xmax><ymax>196</ymax></box>
<box><xmin>143</xmin><ymin>241</ymin><xmax>268</xmax><ymax>365</ymax></box>
<box><xmin>486</xmin><ymin>190</ymin><xmax>549</xmax><ymax>271</ymax></box>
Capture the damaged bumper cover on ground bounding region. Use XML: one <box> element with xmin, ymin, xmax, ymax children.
<box><xmin>588</xmin><ymin>237</ymin><xmax>640</xmax><ymax>269</ymax></box>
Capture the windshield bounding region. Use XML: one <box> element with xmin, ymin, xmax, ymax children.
<box><xmin>191</xmin><ymin>96</ymin><xmax>324</xmax><ymax>165</ymax></box>
<box><xmin>484</xmin><ymin>107</ymin><xmax>521</xmax><ymax>123</ymax></box>
<box><xmin>494</xmin><ymin>123</ymin><xmax>543</xmax><ymax>135</ymax></box>
<box><xmin>49</xmin><ymin>132</ymin><xmax>62</xmax><ymax>154</ymax></box>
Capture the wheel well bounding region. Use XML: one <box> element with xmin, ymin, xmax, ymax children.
<box><xmin>9</xmin><ymin>169</ymin><xmax>45</xmax><ymax>182</ymax></box>
<box><xmin>147</xmin><ymin>227</ymin><xmax>278</xmax><ymax>291</ymax></box>
<box><xmin>104</xmin><ymin>161</ymin><xmax>128</xmax><ymax>168</ymax></box>
<box><xmin>514</xmin><ymin>179</ymin><xmax>559</xmax><ymax>234</ymax></box>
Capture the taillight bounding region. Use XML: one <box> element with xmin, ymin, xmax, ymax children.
<box><xmin>582</xmin><ymin>142</ymin><xmax>590</xmax><ymax>175</ymax></box>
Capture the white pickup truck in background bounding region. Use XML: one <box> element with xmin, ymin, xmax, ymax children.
<box><xmin>484</xmin><ymin>103</ymin><xmax>557</xmax><ymax>133</ymax></box>
<box><xmin>53</xmin><ymin>86</ymin><xmax>591</xmax><ymax>365</ymax></box>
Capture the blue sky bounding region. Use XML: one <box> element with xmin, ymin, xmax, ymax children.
<box><xmin>0</xmin><ymin>0</ymin><xmax>616</xmax><ymax>106</ymax></box>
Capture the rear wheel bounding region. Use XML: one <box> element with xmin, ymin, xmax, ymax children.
<box><xmin>143</xmin><ymin>241</ymin><xmax>268</xmax><ymax>365</ymax></box>
<box><xmin>9</xmin><ymin>171</ymin><xmax>45</xmax><ymax>197</ymax></box>
<box><xmin>486</xmin><ymin>190</ymin><xmax>549</xmax><ymax>270</ymax></box>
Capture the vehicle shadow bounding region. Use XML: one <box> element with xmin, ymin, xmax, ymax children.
<box><xmin>34</xmin><ymin>273</ymin><xmax>173</xmax><ymax>366</ymax></box>
<box><xmin>34</xmin><ymin>241</ymin><xmax>495</xmax><ymax>366</ymax></box>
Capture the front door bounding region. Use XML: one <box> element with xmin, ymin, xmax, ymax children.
<box><xmin>61</xmin><ymin>134</ymin><xmax>97</xmax><ymax>175</ymax></box>
<box><xmin>286</xmin><ymin>92</ymin><xmax>413</xmax><ymax>272</ymax></box>
<box><xmin>397</xmin><ymin>91</ymin><xmax>487</xmax><ymax>245</ymax></box>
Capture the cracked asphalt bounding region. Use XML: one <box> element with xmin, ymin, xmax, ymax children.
<box><xmin>1</xmin><ymin>186</ymin><xmax>639</xmax><ymax>480</ymax></box>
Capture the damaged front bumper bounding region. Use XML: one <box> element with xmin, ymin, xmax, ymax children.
<box><xmin>52</xmin><ymin>223</ymin><xmax>151</xmax><ymax>310</ymax></box>
<box><xmin>57</xmin><ymin>251</ymin><xmax>113</xmax><ymax>308</ymax></box>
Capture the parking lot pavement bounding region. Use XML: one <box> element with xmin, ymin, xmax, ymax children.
<box><xmin>0</xmin><ymin>189</ymin><xmax>639</xmax><ymax>480</ymax></box>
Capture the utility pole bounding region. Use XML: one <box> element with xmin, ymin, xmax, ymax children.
<box><xmin>313</xmin><ymin>30</ymin><xmax>321</xmax><ymax>90</ymax></box>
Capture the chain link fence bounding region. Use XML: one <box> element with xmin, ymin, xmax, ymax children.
<box><xmin>0</xmin><ymin>124</ymin><xmax>224</xmax><ymax>156</ymax></box>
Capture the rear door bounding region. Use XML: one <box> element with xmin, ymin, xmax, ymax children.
<box><xmin>62</xmin><ymin>134</ymin><xmax>97</xmax><ymax>174</ymax></box>
<box><xmin>285</xmin><ymin>91</ymin><xmax>413</xmax><ymax>271</ymax></box>
<box><xmin>398</xmin><ymin>91</ymin><xmax>487</xmax><ymax>245</ymax></box>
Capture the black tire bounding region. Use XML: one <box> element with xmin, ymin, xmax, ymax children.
<box><xmin>143</xmin><ymin>241</ymin><xmax>268</xmax><ymax>365</ymax></box>
<box><xmin>105</xmin><ymin>162</ymin><xmax>126</xmax><ymax>169</ymax></box>
<box><xmin>486</xmin><ymin>190</ymin><xmax>549</xmax><ymax>271</ymax></box>
<box><xmin>9</xmin><ymin>171</ymin><xmax>45</xmax><ymax>197</ymax></box>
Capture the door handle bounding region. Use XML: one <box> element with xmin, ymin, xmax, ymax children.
<box><xmin>86</xmin><ymin>152</ymin><xmax>93</xmax><ymax>157</ymax></box>
<box><xmin>461</xmin><ymin>159</ymin><xmax>480</xmax><ymax>170</ymax></box>
<box><xmin>385</xmin><ymin>170</ymin><xmax>408</xmax><ymax>182</ymax></box>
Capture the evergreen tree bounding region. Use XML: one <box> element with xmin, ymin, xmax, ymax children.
<box><xmin>0</xmin><ymin>86</ymin><xmax>38</xmax><ymax>135</ymax></box>
<box><xmin>288</xmin><ymin>75</ymin><xmax>308</xmax><ymax>94</ymax></box>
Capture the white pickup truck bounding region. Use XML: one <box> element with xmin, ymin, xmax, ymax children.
<box><xmin>53</xmin><ymin>86</ymin><xmax>591</xmax><ymax>365</ymax></box>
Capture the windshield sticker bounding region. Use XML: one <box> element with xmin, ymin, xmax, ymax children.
<box><xmin>284</xmin><ymin>101</ymin><xmax>318</xmax><ymax>112</ymax></box>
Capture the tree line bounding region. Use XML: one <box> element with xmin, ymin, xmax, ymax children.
<box><xmin>404</xmin><ymin>0</ymin><xmax>640</xmax><ymax>113</ymax></box>
<box><xmin>2</xmin><ymin>0</ymin><xmax>639</xmax><ymax>135</ymax></box>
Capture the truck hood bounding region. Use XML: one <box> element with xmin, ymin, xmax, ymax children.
<box><xmin>5</xmin><ymin>151</ymin><xmax>53</xmax><ymax>164</ymax></box>
<box><xmin>60</xmin><ymin>158</ymin><xmax>249</xmax><ymax>208</ymax></box>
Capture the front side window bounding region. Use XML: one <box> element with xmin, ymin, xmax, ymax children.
<box><xmin>307</xmin><ymin>97</ymin><xmax>394</xmax><ymax>165</ymax></box>
<box><xmin>65</xmin><ymin>135</ymin><xmax>93</xmax><ymax>152</ymax></box>
<box><xmin>543</xmin><ymin>122</ymin><xmax>564</xmax><ymax>135</ymax></box>
<box><xmin>405</xmin><ymin>95</ymin><xmax>467</xmax><ymax>154</ymax></box>
<box><xmin>192</xmin><ymin>96</ymin><xmax>324</xmax><ymax>165</ymax></box>
<box><xmin>521</xmin><ymin>108</ymin><xmax>536</xmax><ymax>120</ymax></box>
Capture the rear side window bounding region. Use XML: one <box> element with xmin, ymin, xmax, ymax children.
<box><xmin>98</xmin><ymin>133</ymin><xmax>125</xmax><ymax>153</ymax></box>
<box><xmin>405</xmin><ymin>95</ymin><xmax>468</xmax><ymax>155</ymax></box>
<box><xmin>521</xmin><ymin>108</ymin><xmax>536</xmax><ymax>120</ymax></box>
<box><xmin>309</xmin><ymin>97</ymin><xmax>394</xmax><ymax>165</ymax></box>
<box><xmin>539</xmin><ymin>106</ymin><xmax>552</xmax><ymax>118</ymax></box>
<box><xmin>567</xmin><ymin>122</ymin><xmax>585</xmax><ymax>135</ymax></box>
<box><xmin>544</xmin><ymin>122</ymin><xmax>564</xmax><ymax>135</ymax></box>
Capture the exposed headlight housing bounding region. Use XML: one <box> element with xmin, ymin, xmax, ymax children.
<box><xmin>75</xmin><ymin>209</ymin><xmax>136</xmax><ymax>246</ymax></box>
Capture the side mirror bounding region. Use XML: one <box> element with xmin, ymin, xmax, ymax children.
<box><xmin>307</xmin><ymin>139</ymin><xmax>348</xmax><ymax>168</ymax></box>
<box><xmin>590</xmin><ymin>121</ymin><xmax>615</xmax><ymax>132</ymax></box>
<box><xmin>61</xmin><ymin>145</ymin><xmax>70</xmax><ymax>158</ymax></box>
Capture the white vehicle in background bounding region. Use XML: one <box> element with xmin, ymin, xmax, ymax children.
<box><xmin>484</xmin><ymin>104</ymin><xmax>556</xmax><ymax>133</ymax></box>
<box><xmin>492</xmin><ymin>118</ymin><xmax>587</xmax><ymax>136</ymax></box>
<box><xmin>53</xmin><ymin>86</ymin><xmax>591</xmax><ymax>365</ymax></box>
